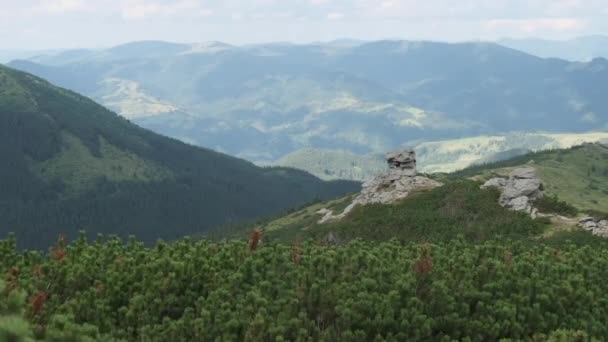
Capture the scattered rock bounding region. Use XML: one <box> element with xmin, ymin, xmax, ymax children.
<box><xmin>480</xmin><ymin>178</ymin><xmax>507</xmax><ymax>189</ymax></box>
<box><xmin>316</xmin><ymin>208</ymin><xmax>335</xmax><ymax>224</ymax></box>
<box><xmin>481</xmin><ymin>167</ymin><xmax>544</xmax><ymax>217</ymax></box>
<box><xmin>325</xmin><ymin>232</ymin><xmax>339</xmax><ymax>245</ymax></box>
<box><xmin>578</xmin><ymin>217</ymin><xmax>608</xmax><ymax>237</ymax></box>
<box><xmin>316</xmin><ymin>149</ymin><xmax>442</xmax><ymax>223</ymax></box>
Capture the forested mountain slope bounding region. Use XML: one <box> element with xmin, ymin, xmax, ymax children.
<box><xmin>0</xmin><ymin>64</ymin><xmax>358</xmax><ymax>249</ymax></box>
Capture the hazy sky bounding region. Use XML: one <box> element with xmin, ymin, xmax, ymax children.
<box><xmin>1</xmin><ymin>0</ymin><xmax>607</xmax><ymax>49</ymax></box>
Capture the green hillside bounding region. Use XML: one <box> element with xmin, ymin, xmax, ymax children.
<box><xmin>0</xmin><ymin>64</ymin><xmax>359</xmax><ymax>250</ymax></box>
<box><xmin>259</xmin><ymin>181</ymin><xmax>551</xmax><ymax>244</ymax></box>
<box><xmin>2</xmin><ymin>138</ymin><xmax>607</xmax><ymax>340</ymax></box>
<box><xmin>248</xmin><ymin>144</ymin><xmax>607</xmax><ymax>244</ymax></box>
<box><xmin>450</xmin><ymin>143</ymin><xmax>608</xmax><ymax>211</ymax></box>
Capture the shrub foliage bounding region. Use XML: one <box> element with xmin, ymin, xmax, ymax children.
<box><xmin>2</xmin><ymin>235</ymin><xmax>608</xmax><ymax>341</ymax></box>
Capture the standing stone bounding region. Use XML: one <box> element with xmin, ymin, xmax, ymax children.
<box><xmin>315</xmin><ymin>149</ymin><xmax>442</xmax><ymax>223</ymax></box>
<box><xmin>386</xmin><ymin>150</ymin><xmax>417</xmax><ymax>173</ymax></box>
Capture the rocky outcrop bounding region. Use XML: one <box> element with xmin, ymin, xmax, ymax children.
<box><xmin>386</xmin><ymin>150</ymin><xmax>417</xmax><ymax>175</ymax></box>
<box><xmin>316</xmin><ymin>149</ymin><xmax>442</xmax><ymax>223</ymax></box>
<box><xmin>481</xmin><ymin>167</ymin><xmax>544</xmax><ymax>217</ymax></box>
<box><xmin>356</xmin><ymin>173</ymin><xmax>441</xmax><ymax>205</ymax></box>
<box><xmin>578</xmin><ymin>217</ymin><xmax>608</xmax><ymax>237</ymax></box>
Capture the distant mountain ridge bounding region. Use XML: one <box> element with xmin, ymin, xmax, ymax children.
<box><xmin>268</xmin><ymin>149</ymin><xmax>386</xmax><ymax>181</ymax></box>
<box><xmin>269</xmin><ymin>132</ymin><xmax>608</xmax><ymax>180</ymax></box>
<box><xmin>0</xmin><ymin>64</ymin><xmax>358</xmax><ymax>249</ymax></box>
<box><xmin>8</xmin><ymin>39</ymin><xmax>608</xmax><ymax>165</ymax></box>
<box><xmin>499</xmin><ymin>35</ymin><xmax>608</xmax><ymax>61</ymax></box>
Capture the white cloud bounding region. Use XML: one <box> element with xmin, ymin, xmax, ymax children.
<box><xmin>308</xmin><ymin>0</ymin><xmax>331</xmax><ymax>5</ymax></box>
<box><xmin>483</xmin><ymin>18</ymin><xmax>587</xmax><ymax>34</ymax></box>
<box><xmin>34</xmin><ymin>0</ymin><xmax>87</xmax><ymax>13</ymax></box>
<box><xmin>380</xmin><ymin>1</ymin><xmax>395</xmax><ymax>9</ymax></box>
<box><xmin>327</xmin><ymin>12</ymin><xmax>344</xmax><ymax>20</ymax></box>
<box><xmin>0</xmin><ymin>0</ymin><xmax>606</xmax><ymax>49</ymax></box>
<box><xmin>121</xmin><ymin>0</ymin><xmax>212</xmax><ymax>19</ymax></box>
<box><xmin>199</xmin><ymin>9</ymin><xmax>214</xmax><ymax>17</ymax></box>
<box><xmin>122</xmin><ymin>1</ymin><xmax>160</xmax><ymax>19</ymax></box>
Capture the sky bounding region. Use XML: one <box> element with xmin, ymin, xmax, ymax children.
<box><xmin>0</xmin><ymin>0</ymin><xmax>607</xmax><ymax>50</ymax></box>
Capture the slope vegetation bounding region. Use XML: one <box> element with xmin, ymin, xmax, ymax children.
<box><xmin>263</xmin><ymin>181</ymin><xmax>547</xmax><ymax>243</ymax></box>
<box><xmin>452</xmin><ymin>143</ymin><xmax>608</xmax><ymax>211</ymax></box>
<box><xmin>0</xmin><ymin>65</ymin><xmax>358</xmax><ymax>249</ymax></box>
<box><xmin>2</xmin><ymin>236</ymin><xmax>608</xmax><ymax>340</ymax></box>
<box><xmin>252</xmin><ymin>144</ymin><xmax>607</xmax><ymax>244</ymax></box>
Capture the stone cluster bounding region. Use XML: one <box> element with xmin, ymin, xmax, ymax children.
<box><xmin>317</xmin><ymin>149</ymin><xmax>442</xmax><ymax>224</ymax></box>
<box><xmin>579</xmin><ymin>217</ymin><xmax>608</xmax><ymax>237</ymax></box>
<box><xmin>481</xmin><ymin>167</ymin><xmax>544</xmax><ymax>217</ymax></box>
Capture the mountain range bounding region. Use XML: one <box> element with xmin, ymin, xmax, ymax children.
<box><xmin>499</xmin><ymin>35</ymin><xmax>608</xmax><ymax>61</ymax></box>
<box><xmin>2</xmin><ymin>40</ymin><xmax>608</xmax><ymax>340</ymax></box>
<box><xmin>7</xmin><ymin>39</ymin><xmax>608</xmax><ymax>165</ymax></box>
<box><xmin>270</xmin><ymin>132</ymin><xmax>608</xmax><ymax>181</ymax></box>
<box><xmin>0</xmin><ymin>64</ymin><xmax>358</xmax><ymax>249</ymax></box>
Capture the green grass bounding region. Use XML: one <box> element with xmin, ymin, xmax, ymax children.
<box><xmin>250</xmin><ymin>144</ymin><xmax>608</xmax><ymax>246</ymax></box>
<box><xmin>451</xmin><ymin>144</ymin><xmax>608</xmax><ymax>211</ymax></box>
<box><xmin>542</xmin><ymin>229</ymin><xmax>608</xmax><ymax>247</ymax></box>
<box><xmin>260</xmin><ymin>195</ymin><xmax>355</xmax><ymax>241</ymax></box>
<box><xmin>586</xmin><ymin>209</ymin><xmax>608</xmax><ymax>220</ymax></box>
<box><xmin>535</xmin><ymin>195</ymin><xmax>579</xmax><ymax>217</ymax></box>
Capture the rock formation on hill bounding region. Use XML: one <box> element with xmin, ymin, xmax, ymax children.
<box><xmin>317</xmin><ymin>149</ymin><xmax>442</xmax><ymax>223</ymax></box>
<box><xmin>481</xmin><ymin>167</ymin><xmax>544</xmax><ymax>217</ymax></box>
<box><xmin>579</xmin><ymin>217</ymin><xmax>608</xmax><ymax>237</ymax></box>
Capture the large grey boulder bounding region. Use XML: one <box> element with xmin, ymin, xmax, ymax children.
<box><xmin>500</xmin><ymin>167</ymin><xmax>543</xmax><ymax>202</ymax></box>
<box><xmin>505</xmin><ymin>196</ymin><xmax>530</xmax><ymax>212</ymax></box>
<box><xmin>578</xmin><ymin>217</ymin><xmax>608</xmax><ymax>237</ymax></box>
<box><xmin>316</xmin><ymin>149</ymin><xmax>442</xmax><ymax>223</ymax></box>
<box><xmin>481</xmin><ymin>167</ymin><xmax>544</xmax><ymax>217</ymax></box>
